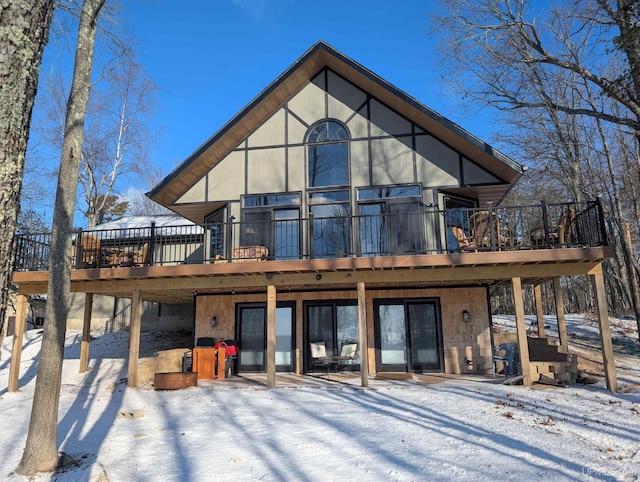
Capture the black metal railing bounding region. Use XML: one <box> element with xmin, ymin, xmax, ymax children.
<box><xmin>13</xmin><ymin>200</ymin><xmax>608</xmax><ymax>272</ymax></box>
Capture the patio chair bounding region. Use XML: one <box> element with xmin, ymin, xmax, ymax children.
<box><xmin>132</xmin><ymin>242</ymin><xmax>150</xmax><ymax>266</ymax></box>
<box><xmin>337</xmin><ymin>342</ymin><xmax>358</xmax><ymax>370</ymax></box>
<box><xmin>451</xmin><ymin>226</ymin><xmax>474</xmax><ymax>251</ymax></box>
<box><xmin>558</xmin><ymin>208</ymin><xmax>577</xmax><ymax>246</ymax></box>
<box><xmin>493</xmin><ymin>342</ymin><xmax>519</xmax><ymax>377</ymax></box>
<box><xmin>80</xmin><ymin>235</ymin><xmax>101</xmax><ymax>267</ymax></box>
<box><xmin>309</xmin><ymin>341</ymin><xmax>331</xmax><ymax>373</ymax></box>
<box><xmin>469</xmin><ymin>211</ymin><xmax>510</xmax><ymax>249</ymax></box>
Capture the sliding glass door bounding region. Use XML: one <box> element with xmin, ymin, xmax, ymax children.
<box><xmin>305</xmin><ymin>301</ymin><xmax>359</xmax><ymax>372</ymax></box>
<box><xmin>237</xmin><ymin>302</ymin><xmax>294</xmax><ymax>372</ymax></box>
<box><xmin>375</xmin><ymin>299</ymin><xmax>442</xmax><ymax>373</ymax></box>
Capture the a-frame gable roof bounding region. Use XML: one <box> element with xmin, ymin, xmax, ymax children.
<box><xmin>148</xmin><ymin>41</ymin><xmax>524</xmax><ymax>220</ymax></box>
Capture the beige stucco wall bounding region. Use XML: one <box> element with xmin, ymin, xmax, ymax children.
<box><xmin>179</xmin><ymin>67</ymin><xmax>503</xmax><ymax>211</ymax></box>
<box><xmin>194</xmin><ymin>286</ymin><xmax>491</xmax><ymax>376</ymax></box>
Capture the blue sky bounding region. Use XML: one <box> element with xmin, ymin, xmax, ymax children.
<box><xmin>124</xmin><ymin>0</ymin><xmax>495</xmax><ymax>173</ymax></box>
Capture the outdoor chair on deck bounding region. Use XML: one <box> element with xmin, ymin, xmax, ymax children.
<box><xmin>469</xmin><ymin>212</ymin><xmax>510</xmax><ymax>249</ymax></box>
<box><xmin>80</xmin><ymin>235</ymin><xmax>101</xmax><ymax>267</ymax></box>
<box><xmin>558</xmin><ymin>208</ymin><xmax>577</xmax><ymax>246</ymax></box>
<box><xmin>451</xmin><ymin>226</ymin><xmax>474</xmax><ymax>251</ymax></box>
<box><xmin>309</xmin><ymin>341</ymin><xmax>331</xmax><ymax>373</ymax></box>
<box><xmin>337</xmin><ymin>342</ymin><xmax>358</xmax><ymax>370</ymax></box>
<box><xmin>493</xmin><ymin>342</ymin><xmax>519</xmax><ymax>377</ymax></box>
<box><xmin>131</xmin><ymin>242</ymin><xmax>150</xmax><ymax>266</ymax></box>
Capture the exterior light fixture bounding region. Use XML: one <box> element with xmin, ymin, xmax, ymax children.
<box><xmin>462</xmin><ymin>310</ymin><xmax>471</xmax><ymax>323</ymax></box>
<box><xmin>210</xmin><ymin>316</ymin><xmax>217</xmax><ymax>328</ymax></box>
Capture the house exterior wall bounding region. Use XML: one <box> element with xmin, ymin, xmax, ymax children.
<box><xmin>67</xmin><ymin>293</ymin><xmax>193</xmax><ymax>332</ymax></box>
<box><xmin>194</xmin><ymin>286</ymin><xmax>491</xmax><ymax>376</ymax></box>
<box><xmin>174</xmin><ymin>67</ymin><xmax>502</xmax><ymax>216</ymax></box>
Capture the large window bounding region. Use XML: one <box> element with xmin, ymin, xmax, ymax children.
<box><xmin>358</xmin><ymin>185</ymin><xmax>424</xmax><ymax>256</ymax></box>
<box><xmin>242</xmin><ymin>194</ymin><xmax>301</xmax><ymax>260</ymax></box>
<box><xmin>307</xmin><ymin>120</ymin><xmax>349</xmax><ymax>187</ymax></box>
<box><xmin>309</xmin><ymin>190</ymin><xmax>351</xmax><ymax>257</ymax></box>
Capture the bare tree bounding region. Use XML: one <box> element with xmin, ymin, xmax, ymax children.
<box><xmin>80</xmin><ymin>58</ymin><xmax>158</xmax><ymax>227</ymax></box>
<box><xmin>26</xmin><ymin>2</ymin><xmax>158</xmax><ymax>228</ymax></box>
<box><xmin>125</xmin><ymin>169</ymin><xmax>174</xmax><ymax>216</ymax></box>
<box><xmin>432</xmin><ymin>0</ymin><xmax>640</xmax><ymax>337</ymax></box>
<box><xmin>17</xmin><ymin>0</ymin><xmax>105</xmax><ymax>474</ymax></box>
<box><xmin>0</xmin><ymin>0</ymin><xmax>54</xmax><ymax>356</ymax></box>
<box><xmin>432</xmin><ymin>0</ymin><xmax>640</xmax><ymax>135</ymax></box>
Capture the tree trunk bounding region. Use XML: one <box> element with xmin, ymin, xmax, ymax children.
<box><xmin>17</xmin><ymin>0</ymin><xmax>104</xmax><ymax>475</ymax></box>
<box><xmin>0</xmin><ymin>0</ymin><xmax>54</xmax><ymax>356</ymax></box>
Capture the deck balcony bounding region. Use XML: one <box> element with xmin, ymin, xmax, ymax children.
<box><xmin>13</xmin><ymin>200</ymin><xmax>608</xmax><ymax>273</ymax></box>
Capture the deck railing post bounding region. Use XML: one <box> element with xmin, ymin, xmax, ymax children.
<box><xmin>149</xmin><ymin>222</ymin><xmax>156</xmax><ymax>266</ymax></box>
<box><xmin>75</xmin><ymin>228</ymin><xmax>83</xmax><ymax>269</ymax></box>
<box><xmin>488</xmin><ymin>202</ymin><xmax>496</xmax><ymax>251</ymax></box>
<box><xmin>541</xmin><ymin>201</ymin><xmax>551</xmax><ymax>249</ymax></box>
<box><xmin>308</xmin><ymin>213</ymin><xmax>315</xmax><ymax>259</ymax></box>
<box><xmin>227</xmin><ymin>215</ymin><xmax>235</xmax><ymax>261</ymax></box>
<box><xmin>596</xmin><ymin>196</ymin><xmax>608</xmax><ymax>246</ymax></box>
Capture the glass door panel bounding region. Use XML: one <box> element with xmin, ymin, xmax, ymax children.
<box><xmin>307</xmin><ymin>305</ymin><xmax>334</xmax><ymax>353</ymax></box>
<box><xmin>407</xmin><ymin>302</ymin><xmax>440</xmax><ymax>371</ymax></box>
<box><xmin>238</xmin><ymin>303</ymin><xmax>294</xmax><ymax>372</ymax></box>
<box><xmin>275</xmin><ymin>306</ymin><xmax>293</xmax><ymax>369</ymax></box>
<box><xmin>360</xmin><ymin>203</ymin><xmax>385</xmax><ymax>256</ymax></box>
<box><xmin>238</xmin><ymin>306</ymin><xmax>265</xmax><ymax>371</ymax></box>
<box><xmin>376</xmin><ymin>300</ymin><xmax>442</xmax><ymax>373</ymax></box>
<box><xmin>378</xmin><ymin>304</ymin><xmax>407</xmax><ymax>367</ymax></box>
<box><xmin>305</xmin><ymin>302</ymin><xmax>359</xmax><ymax>372</ymax></box>
<box><xmin>274</xmin><ymin>209</ymin><xmax>299</xmax><ymax>260</ymax></box>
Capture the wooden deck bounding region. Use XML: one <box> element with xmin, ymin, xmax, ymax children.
<box><xmin>12</xmin><ymin>246</ymin><xmax>613</xmax><ymax>303</ymax></box>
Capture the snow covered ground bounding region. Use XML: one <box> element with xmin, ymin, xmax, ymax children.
<box><xmin>0</xmin><ymin>315</ymin><xmax>639</xmax><ymax>481</ymax></box>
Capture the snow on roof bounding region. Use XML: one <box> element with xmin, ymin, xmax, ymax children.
<box><xmin>87</xmin><ymin>215</ymin><xmax>203</xmax><ymax>239</ymax></box>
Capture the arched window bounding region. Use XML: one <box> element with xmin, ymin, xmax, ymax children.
<box><xmin>307</xmin><ymin>120</ymin><xmax>349</xmax><ymax>187</ymax></box>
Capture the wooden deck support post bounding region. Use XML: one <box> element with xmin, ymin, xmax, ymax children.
<box><xmin>357</xmin><ymin>281</ymin><xmax>369</xmax><ymax>387</ymax></box>
<box><xmin>512</xmin><ymin>277</ymin><xmax>531</xmax><ymax>386</ymax></box>
<box><xmin>127</xmin><ymin>289</ymin><xmax>143</xmax><ymax>388</ymax></box>
<box><xmin>552</xmin><ymin>277</ymin><xmax>568</xmax><ymax>350</ymax></box>
<box><xmin>79</xmin><ymin>293</ymin><xmax>94</xmax><ymax>373</ymax></box>
<box><xmin>592</xmin><ymin>270</ymin><xmax>618</xmax><ymax>393</ymax></box>
<box><xmin>266</xmin><ymin>284</ymin><xmax>276</xmax><ymax>388</ymax></box>
<box><xmin>534</xmin><ymin>284</ymin><xmax>545</xmax><ymax>338</ymax></box>
<box><xmin>8</xmin><ymin>294</ymin><xmax>28</xmax><ymax>392</ymax></box>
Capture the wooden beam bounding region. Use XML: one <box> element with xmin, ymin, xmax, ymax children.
<box><xmin>534</xmin><ymin>284</ymin><xmax>545</xmax><ymax>338</ymax></box>
<box><xmin>357</xmin><ymin>281</ymin><xmax>369</xmax><ymax>387</ymax></box>
<box><xmin>127</xmin><ymin>290</ymin><xmax>143</xmax><ymax>388</ymax></box>
<box><xmin>8</xmin><ymin>294</ymin><xmax>28</xmax><ymax>392</ymax></box>
<box><xmin>62</xmin><ymin>260</ymin><xmax>607</xmax><ymax>297</ymax></box>
<box><xmin>553</xmin><ymin>277</ymin><xmax>568</xmax><ymax>350</ymax></box>
<box><xmin>266</xmin><ymin>285</ymin><xmax>276</xmax><ymax>388</ymax></box>
<box><xmin>592</xmin><ymin>271</ymin><xmax>617</xmax><ymax>393</ymax></box>
<box><xmin>295</xmin><ymin>300</ymin><xmax>303</xmax><ymax>375</ymax></box>
<box><xmin>79</xmin><ymin>293</ymin><xmax>94</xmax><ymax>373</ymax></box>
<box><xmin>512</xmin><ymin>277</ymin><xmax>531</xmax><ymax>386</ymax></box>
